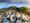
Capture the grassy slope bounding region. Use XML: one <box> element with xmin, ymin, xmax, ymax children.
<box><xmin>0</xmin><ymin>6</ymin><xmax>30</xmax><ymax>16</ymax></box>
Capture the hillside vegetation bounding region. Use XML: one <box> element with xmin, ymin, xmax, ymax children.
<box><xmin>0</xmin><ymin>6</ymin><xmax>30</xmax><ymax>16</ymax></box>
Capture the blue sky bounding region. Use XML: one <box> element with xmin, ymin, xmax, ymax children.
<box><xmin>0</xmin><ymin>2</ymin><xmax>24</xmax><ymax>9</ymax></box>
<box><xmin>0</xmin><ymin>2</ymin><xmax>30</xmax><ymax>9</ymax></box>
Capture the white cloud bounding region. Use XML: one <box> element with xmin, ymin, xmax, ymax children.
<box><xmin>10</xmin><ymin>0</ymin><xmax>30</xmax><ymax>2</ymax></box>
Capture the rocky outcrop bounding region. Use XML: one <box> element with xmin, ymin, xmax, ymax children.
<box><xmin>0</xmin><ymin>10</ymin><xmax>30</xmax><ymax>23</ymax></box>
<box><xmin>5</xmin><ymin>10</ymin><xmax>30</xmax><ymax>21</ymax></box>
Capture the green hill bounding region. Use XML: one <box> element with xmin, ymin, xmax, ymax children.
<box><xmin>0</xmin><ymin>6</ymin><xmax>30</xmax><ymax>16</ymax></box>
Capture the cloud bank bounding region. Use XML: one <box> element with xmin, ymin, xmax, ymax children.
<box><xmin>0</xmin><ymin>0</ymin><xmax>30</xmax><ymax>2</ymax></box>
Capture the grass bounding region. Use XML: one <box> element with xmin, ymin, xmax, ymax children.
<box><xmin>0</xmin><ymin>6</ymin><xmax>30</xmax><ymax>16</ymax></box>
